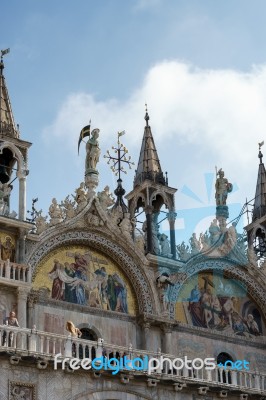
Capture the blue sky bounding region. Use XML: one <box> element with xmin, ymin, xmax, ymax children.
<box><xmin>1</xmin><ymin>0</ymin><xmax>266</xmax><ymax>241</ymax></box>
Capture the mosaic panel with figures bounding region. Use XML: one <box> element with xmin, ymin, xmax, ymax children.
<box><xmin>33</xmin><ymin>245</ymin><xmax>136</xmax><ymax>315</ymax></box>
<box><xmin>175</xmin><ymin>271</ymin><xmax>265</xmax><ymax>337</ymax></box>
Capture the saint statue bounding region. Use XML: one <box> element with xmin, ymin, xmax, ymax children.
<box><xmin>85</xmin><ymin>128</ymin><xmax>101</xmax><ymax>172</ymax></box>
<box><xmin>215</xmin><ymin>169</ymin><xmax>233</xmax><ymax>206</ymax></box>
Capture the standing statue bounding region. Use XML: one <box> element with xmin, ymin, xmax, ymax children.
<box><xmin>158</xmin><ymin>233</ymin><xmax>172</xmax><ymax>257</ymax></box>
<box><xmin>215</xmin><ymin>169</ymin><xmax>233</xmax><ymax>206</ymax></box>
<box><xmin>85</xmin><ymin>128</ymin><xmax>101</xmax><ymax>172</ymax></box>
<box><xmin>0</xmin><ymin>182</ymin><xmax>11</xmax><ymax>216</ymax></box>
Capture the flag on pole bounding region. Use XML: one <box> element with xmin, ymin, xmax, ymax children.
<box><xmin>1</xmin><ymin>48</ymin><xmax>10</xmax><ymax>57</ymax></box>
<box><xmin>118</xmin><ymin>130</ymin><xmax>126</xmax><ymax>137</ymax></box>
<box><xmin>78</xmin><ymin>124</ymin><xmax>91</xmax><ymax>154</ymax></box>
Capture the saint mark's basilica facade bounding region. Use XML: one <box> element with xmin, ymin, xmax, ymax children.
<box><xmin>0</xmin><ymin>51</ymin><xmax>265</xmax><ymax>400</ymax></box>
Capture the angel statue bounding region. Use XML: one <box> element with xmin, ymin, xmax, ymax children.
<box><xmin>85</xmin><ymin>128</ymin><xmax>101</xmax><ymax>173</ymax></box>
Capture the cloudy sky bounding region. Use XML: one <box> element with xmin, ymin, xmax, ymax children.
<box><xmin>1</xmin><ymin>0</ymin><xmax>266</xmax><ymax>242</ymax></box>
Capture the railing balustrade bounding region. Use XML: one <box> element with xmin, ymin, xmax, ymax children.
<box><xmin>0</xmin><ymin>324</ymin><xmax>265</xmax><ymax>393</ymax></box>
<box><xmin>0</xmin><ymin>260</ymin><xmax>30</xmax><ymax>283</ymax></box>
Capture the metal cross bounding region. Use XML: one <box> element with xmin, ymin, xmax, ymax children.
<box><xmin>104</xmin><ymin>131</ymin><xmax>134</xmax><ymax>180</ymax></box>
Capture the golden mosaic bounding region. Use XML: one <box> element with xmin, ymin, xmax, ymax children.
<box><xmin>33</xmin><ymin>245</ymin><xmax>136</xmax><ymax>315</ymax></box>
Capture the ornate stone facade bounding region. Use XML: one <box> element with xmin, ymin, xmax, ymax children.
<box><xmin>0</xmin><ymin>61</ymin><xmax>265</xmax><ymax>399</ymax></box>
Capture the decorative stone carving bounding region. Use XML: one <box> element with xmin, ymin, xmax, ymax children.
<box><xmin>97</xmin><ymin>185</ymin><xmax>115</xmax><ymax>209</ymax></box>
<box><xmin>189</xmin><ymin>233</ymin><xmax>201</xmax><ymax>255</ymax></box>
<box><xmin>110</xmin><ymin>205</ymin><xmax>123</xmax><ymax>226</ymax></box>
<box><xmin>87</xmin><ymin>210</ymin><xmax>104</xmax><ymax>226</ymax></box>
<box><xmin>35</xmin><ymin>210</ymin><xmax>48</xmax><ymax>234</ymax></box>
<box><xmin>119</xmin><ymin>213</ymin><xmax>133</xmax><ymax>240</ymax></box>
<box><xmin>219</xmin><ymin>223</ymin><xmax>238</xmax><ymax>256</ymax></box>
<box><xmin>9</xmin><ymin>381</ymin><xmax>36</xmax><ymax>400</ymax></box>
<box><xmin>61</xmin><ymin>195</ymin><xmax>76</xmax><ymax>219</ymax></box>
<box><xmin>209</xmin><ymin>218</ymin><xmax>221</xmax><ymax>244</ymax></box>
<box><xmin>135</xmin><ymin>232</ymin><xmax>145</xmax><ymax>254</ymax></box>
<box><xmin>199</xmin><ymin>232</ymin><xmax>210</xmax><ymax>252</ymax></box>
<box><xmin>176</xmin><ymin>241</ymin><xmax>190</xmax><ymax>261</ymax></box>
<box><xmin>85</xmin><ymin>173</ymin><xmax>99</xmax><ymax>198</ymax></box>
<box><xmin>248</xmin><ymin>247</ymin><xmax>258</xmax><ymax>267</ymax></box>
<box><xmin>48</xmin><ymin>198</ymin><xmax>63</xmax><ymax>225</ymax></box>
<box><xmin>75</xmin><ymin>182</ymin><xmax>88</xmax><ymax>213</ymax></box>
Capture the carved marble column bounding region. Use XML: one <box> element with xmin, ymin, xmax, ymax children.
<box><xmin>17</xmin><ymin>287</ymin><xmax>29</xmax><ymax>328</ymax></box>
<box><xmin>17</xmin><ymin>170</ymin><xmax>27</xmax><ymax>221</ymax></box>
<box><xmin>18</xmin><ymin>228</ymin><xmax>26</xmax><ymax>264</ymax></box>
<box><xmin>142</xmin><ymin>321</ymin><xmax>151</xmax><ymax>351</ymax></box>
<box><xmin>168</xmin><ymin>211</ymin><xmax>177</xmax><ymax>259</ymax></box>
<box><xmin>144</xmin><ymin>206</ymin><xmax>153</xmax><ymax>254</ymax></box>
<box><xmin>28</xmin><ymin>292</ymin><xmax>37</xmax><ymax>329</ymax></box>
<box><xmin>161</xmin><ymin>324</ymin><xmax>172</xmax><ymax>355</ymax></box>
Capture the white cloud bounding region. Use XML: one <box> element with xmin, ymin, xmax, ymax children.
<box><xmin>43</xmin><ymin>60</ymin><xmax>266</xmax><ymax>217</ymax></box>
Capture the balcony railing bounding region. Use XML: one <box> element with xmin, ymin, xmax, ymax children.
<box><xmin>0</xmin><ymin>325</ymin><xmax>265</xmax><ymax>393</ymax></box>
<box><xmin>0</xmin><ymin>260</ymin><xmax>31</xmax><ymax>283</ymax></box>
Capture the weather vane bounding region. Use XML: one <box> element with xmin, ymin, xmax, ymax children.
<box><xmin>104</xmin><ymin>131</ymin><xmax>134</xmax><ymax>180</ymax></box>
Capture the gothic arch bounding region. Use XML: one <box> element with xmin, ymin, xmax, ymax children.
<box><xmin>169</xmin><ymin>259</ymin><xmax>266</xmax><ymax>320</ymax></box>
<box><xmin>28</xmin><ymin>230</ymin><xmax>155</xmax><ymax>314</ymax></box>
<box><xmin>0</xmin><ymin>141</ymin><xmax>25</xmax><ymax>172</ymax></box>
<box><xmin>150</xmin><ymin>190</ymin><xmax>172</xmax><ymax>210</ymax></box>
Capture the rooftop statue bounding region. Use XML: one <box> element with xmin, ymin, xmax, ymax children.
<box><xmin>85</xmin><ymin>128</ymin><xmax>101</xmax><ymax>173</ymax></box>
<box><xmin>49</xmin><ymin>198</ymin><xmax>63</xmax><ymax>225</ymax></box>
<box><xmin>97</xmin><ymin>185</ymin><xmax>115</xmax><ymax>209</ymax></box>
<box><xmin>215</xmin><ymin>169</ymin><xmax>233</xmax><ymax>206</ymax></box>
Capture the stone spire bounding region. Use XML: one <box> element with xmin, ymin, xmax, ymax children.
<box><xmin>134</xmin><ymin>106</ymin><xmax>166</xmax><ymax>187</ymax></box>
<box><xmin>0</xmin><ymin>50</ymin><xmax>19</xmax><ymax>138</ymax></box>
<box><xmin>253</xmin><ymin>143</ymin><xmax>266</xmax><ymax>221</ymax></box>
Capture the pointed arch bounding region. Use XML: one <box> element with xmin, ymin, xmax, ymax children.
<box><xmin>0</xmin><ymin>141</ymin><xmax>26</xmax><ymax>172</ymax></box>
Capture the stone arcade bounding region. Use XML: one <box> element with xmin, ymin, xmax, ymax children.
<box><xmin>0</xmin><ymin>52</ymin><xmax>265</xmax><ymax>400</ymax></box>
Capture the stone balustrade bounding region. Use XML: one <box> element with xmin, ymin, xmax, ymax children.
<box><xmin>0</xmin><ymin>325</ymin><xmax>265</xmax><ymax>393</ymax></box>
<box><xmin>0</xmin><ymin>260</ymin><xmax>30</xmax><ymax>283</ymax></box>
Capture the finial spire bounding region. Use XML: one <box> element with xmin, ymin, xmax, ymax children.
<box><xmin>258</xmin><ymin>141</ymin><xmax>264</xmax><ymax>164</ymax></box>
<box><xmin>144</xmin><ymin>103</ymin><xmax>149</xmax><ymax>127</ymax></box>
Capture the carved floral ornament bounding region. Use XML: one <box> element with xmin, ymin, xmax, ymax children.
<box><xmin>28</xmin><ymin>230</ymin><xmax>155</xmax><ymax>314</ymax></box>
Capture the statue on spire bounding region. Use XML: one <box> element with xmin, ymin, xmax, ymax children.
<box><xmin>85</xmin><ymin>128</ymin><xmax>101</xmax><ymax>173</ymax></box>
<box><xmin>215</xmin><ymin>169</ymin><xmax>233</xmax><ymax>206</ymax></box>
<box><xmin>78</xmin><ymin>123</ymin><xmax>101</xmax><ymax>197</ymax></box>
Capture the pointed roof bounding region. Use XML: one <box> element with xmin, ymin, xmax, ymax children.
<box><xmin>134</xmin><ymin>109</ymin><xmax>166</xmax><ymax>187</ymax></box>
<box><xmin>253</xmin><ymin>147</ymin><xmax>266</xmax><ymax>221</ymax></box>
<box><xmin>0</xmin><ymin>55</ymin><xmax>19</xmax><ymax>139</ymax></box>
